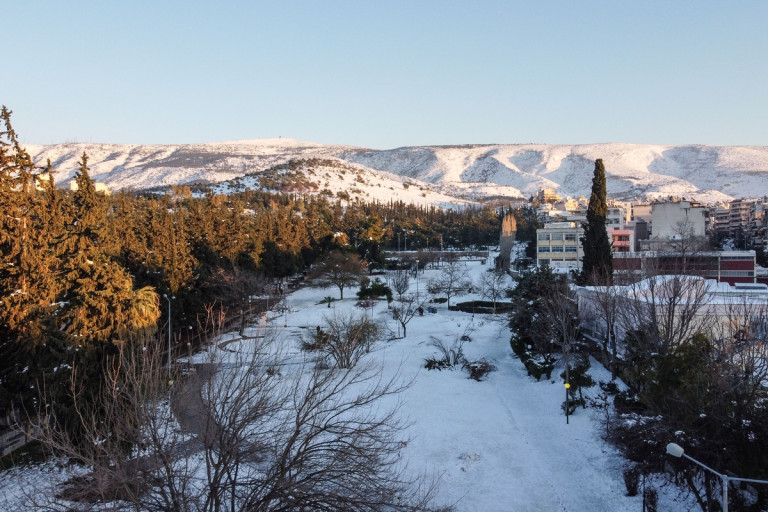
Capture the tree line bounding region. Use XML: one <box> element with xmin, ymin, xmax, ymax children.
<box><xmin>0</xmin><ymin>107</ymin><xmax>516</xmax><ymax>439</ymax></box>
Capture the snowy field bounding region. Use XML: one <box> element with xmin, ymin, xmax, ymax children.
<box><xmin>1</xmin><ymin>254</ymin><xmax>698</xmax><ymax>511</ymax></box>
<box><xmin>273</xmin><ymin>259</ymin><xmax>636</xmax><ymax>512</ymax></box>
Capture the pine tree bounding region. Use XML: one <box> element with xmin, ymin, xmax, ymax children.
<box><xmin>57</xmin><ymin>153</ymin><xmax>160</xmax><ymax>347</ymax></box>
<box><xmin>579</xmin><ymin>159</ymin><xmax>612</xmax><ymax>284</ymax></box>
<box><xmin>0</xmin><ymin>107</ymin><xmax>63</xmax><ymax>413</ymax></box>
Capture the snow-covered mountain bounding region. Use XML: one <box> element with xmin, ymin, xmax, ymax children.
<box><xmin>24</xmin><ymin>140</ymin><xmax>768</xmax><ymax>204</ymax></box>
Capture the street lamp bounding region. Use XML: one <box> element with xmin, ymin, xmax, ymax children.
<box><xmin>666</xmin><ymin>442</ymin><xmax>768</xmax><ymax>512</ymax></box>
<box><xmin>163</xmin><ymin>294</ymin><xmax>175</xmax><ymax>382</ymax></box>
<box><xmin>415</xmin><ymin>258</ymin><xmax>420</xmax><ymax>301</ymax></box>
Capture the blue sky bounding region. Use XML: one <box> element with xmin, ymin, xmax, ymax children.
<box><xmin>3</xmin><ymin>1</ymin><xmax>767</xmax><ymax>149</ymax></box>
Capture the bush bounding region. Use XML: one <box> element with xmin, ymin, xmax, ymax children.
<box><xmin>463</xmin><ymin>359</ymin><xmax>496</xmax><ymax>381</ymax></box>
<box><xmin>319</xmin><ymin>296</ymin><xmax>336</xmax><ymax>308</ymax></box>
<box><xmin>614</xmin><ymin>390</ymin><xmax>645</xmax><ymax>414</ymax></box>
<box><xmin>357</xmin><ymin>277</ymin><xmax>392</xmax><ymax>302</ymax></box>
<box><xmin>599</xmin><ymin>380</ymin><xmax>620</xmax><ymax>395</ymax></box>
<box><xmin>525</xmin><ymin>355</ymin><xmax>556</xmax><ymax>381</ymax></box>
<box><xmin>424</xmin><ymin>337</ymin><xmax>466</xmax><ymax>372</ymax></box>
<box><xmin>303</xmin><ymin>326</ymin><xmax>331</xmax><ymax>351</ymax></box>
<box><xmin>424</xmin><ymin>357</ymin><xmax>452</xmax><ymax>371</ymax></box>
<box><xmin>623</xmin><ymin>467</ymin><xmax>640</xmax><ymax>496</ymax></box>
<box><xmin>644</xmin><ymin>487</ymin><xmax>658</xmax><ymax>512</ymax></box>
<box><xmin>561</xmin><ymin>400</ymin><xmax>577</xmax><ymax>415</ymax></box>
<box><xmin>510</xmin><ymin>334</ymin><xmax>555</xmax><ymax>381</ymax></box>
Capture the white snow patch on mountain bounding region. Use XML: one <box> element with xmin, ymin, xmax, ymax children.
<box><xmin>23</xmin><ymin>140</ymin><xmax>768</xmax><ymax>203</ymax></box>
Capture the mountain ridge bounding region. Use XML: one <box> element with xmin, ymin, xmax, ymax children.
<box><xmin>24</xmin><ymin>140</ymin><xmax>768</xmax><ymax>204</ymax></box>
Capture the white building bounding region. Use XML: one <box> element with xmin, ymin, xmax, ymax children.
<box><xmin>650</xmin><ymin>201</ymin><xmax>706</xmax><ymax>240</ymax></box>
<box><xmin>536</xmin><ymin>222</ymin><xmax>583</xmax><ymax>271</ymax></box>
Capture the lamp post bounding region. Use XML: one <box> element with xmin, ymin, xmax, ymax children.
<box><xmin>415</xmin><ymin>258</ymin><xmax>420</xmax><ymax>301</ymax></box>
<box><xmin>564</xmin><ymin>382</ymin><xmax>571</xmax><ymax>424</ymax></box>
<box><xmin>163</xmin><ymin>294</ymin><xmax>173</xmax><ymax>381</ymax></box>
<box><xmin>666</xmin><ymin>442</ymin><xmax>768</xmax><ymax>512</ymax></box>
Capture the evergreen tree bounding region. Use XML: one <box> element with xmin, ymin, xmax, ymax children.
<box><xmin>57</xmin><ymin>153</ymin><xmax>160</xmax><ymax>347</ymax></box>
<box><xmin>579</xmin><ymin>159</ymin><xmax>612</xmax><ymax>284</ymax></box>
<box><xmin>0</xmin><ymin>108</ymin><xmax>73</xmax><ymax>412</ymax></box>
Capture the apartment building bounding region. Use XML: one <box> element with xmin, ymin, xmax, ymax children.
<box><xmin>536</xmin><ymin>222</ymin><xmax>583</xmax><ymax>271</ymax></box>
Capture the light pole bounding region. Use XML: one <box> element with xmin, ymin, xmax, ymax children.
<box><xmin>666</xmin><ymin>442</ymin><xmax>768</xmax><ymax>512</ymax></box>
<box><xmin>415</xmin><ymin>258</ymin><xmax>420</xmax><ymax>301</ymax></box>
<box><xmin>162</xmin><ymin>294</ymin><xmax>175</xmax><ymax>410</ymax></box>
<box><xmin>163</xmin><ymin>294</ymin><xmax>175</xmax><ymax>384</ymax></box>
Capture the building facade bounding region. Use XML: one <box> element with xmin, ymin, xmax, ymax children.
<box><xmin>536</xmin><ymin>222</ymin><xmax>583</xmax><ymax>271</ymax></box>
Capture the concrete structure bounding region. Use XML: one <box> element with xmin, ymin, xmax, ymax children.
<box><xmin>536</xmin><ymin>188</ymin><xmax>561</xmax><ymax>203</ymax></box>
<box><xmin>498</xmin><ymin>213</ymin><xmax>517</xmax><ymax>271</ymax></box>
<box><xmin>536</xmin><ymin>222</ymin><xmax>583</xmax><ymax>271</ymax></box>
<box><xmin>632</xmin><ymin>204</ymin><xmax>653</xmax><ymax>224</ymax></box>
<box><xmin>608</xmin><ymin>227</ymin><xmax>634</xmax><ymax>254</ymax></box>
<box><xmin>713</xmin><ymin>198</ymin><xmax>768</xmax><ymax>247</ymax></box>
<box><xmin>651</xmin><ymin>201</ymin><xmax>707</xmax><ymax>240</ymax></box>
<box><xmin>612</xmin><ymin>250</ymin><xmax>757</xmax><ymax>285</ymax></box>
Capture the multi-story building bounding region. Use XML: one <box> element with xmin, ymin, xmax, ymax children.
<box><xmin>608</xmin><ymin>228</ymin><xmax>634</xmax><ymax>253</ymax></box>
<box><xmin>536</xmin><ymin>188</ymin><xmax>562</xmax><ymax>203</ymax></box>
<box><xmin>650</xmin><ymin>201</ymin><xmax>707</xmax><ymax>240</ymax></box>
<box><xmin>536</xmin><ymin>222</ymin><xmax>583</xmax><ymax>271</ymax></box>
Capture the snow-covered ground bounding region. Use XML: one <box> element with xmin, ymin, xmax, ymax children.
<box><xmin>274</xmin><ymin>259</ymin><xmax>646</xmax><ymax>511</ymax></box>
<box><xmin>1</xmin><ymin>254</ymin><xmax>699</xmax><ymax>511</ymax></box>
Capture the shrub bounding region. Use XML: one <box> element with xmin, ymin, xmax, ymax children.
<box><xmin>319</xmin><ymin>296</ymin><xmax>336</xmax><ymax>308</ymax></box>
<box><xmin>614</xmin><ymin>390</ymin><xmax>645</xmax><ymax>414</ymax></box>
<box><xmin>644</xmin><ymin>487</ymin><xmax>658</xmax><ymax>512</ymax></box>
<box><xmin>303</xmin><ymin>327</ymin><xmax>331</xmax><ymax>351</ymax></box>
<box><xmin>463</xmin><ymin>359</ymin><xmax>496</xmax><ymax>381</ymax></box>
<box><xmin>599</xmin><ymin>380</ymin><xmax>620</xmax><ymax>395</ymax></box>
<box><xmin>623</xmin><ymin>467</ymin><xmax>640</xmax><ymax>496</ymax></box>
<box><xmin>526</xmin><ymin>355</ymin><xmax>556</xmax><ymax>381</ymax></box>
<box><xmin>357</xmin><ymin>278</ymin><xmax>393</xmax><ymax>302</ymax></box>
<box><xmin>424</xmin><ymin>337</ymin><xmax>466</xmax><ymax>371</ymax></box>
<box><xmin>424</xmin><ymin>357</ymin><xmax>452</xmax><ymax>371</ymax></box>
<box><xmin>316</xmin><ymin>312</ymin><xmax>382</xmax><ymax>369</ymax></box>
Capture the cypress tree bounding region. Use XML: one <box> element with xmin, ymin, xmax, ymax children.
<box><xmin>579</xmin><ymin>159</ymin><xmax>612</xmax><ymax>284</ymax></box>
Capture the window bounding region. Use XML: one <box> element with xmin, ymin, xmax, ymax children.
<box><xmin>565</xmin><ymin>233</ymin><xmax>577</xmax><ymax>241</ymax></box>
<box><xmin>565</xmin><ymin>246</ymin><xmax>577</xmax><ymax>253</ymax></box>
<box><xmin>552</xmin><ymin>233</ymin><xmax>563</xmax><ymax>240</ymax></box>
<box><xmin>552</xmin><ymin>246</ymin><xmax>564</xmax><ymax>253</ymax></box>
<box><xmin>539</xmin><ymin>246</ymin><xmax>550</xmax><ymax>253</ymax></box>
<box><xmin>538</xmin><ymin>233</ymin><xmax>550</xmax><ymax>241</ymax></box>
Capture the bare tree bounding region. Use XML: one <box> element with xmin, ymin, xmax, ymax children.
<box><xmin>426</xmin><ymin>259</ymin><xmax>471</xmax><ymax>308</ymax></box>
<box><xmin>311</xmin><ymin>250</ymin><xmax>368</xmax><ymax>300</ymax></box>
<box><xmin>539</xmin><ymin>276</ymin><xmax>580</xmax><ymax>412</ymax></box>
<box><xmin>477</xmin><ymin>270</ymin><xmax>510</xmax><ymax>314</ymax></box>
<box><xmin>21</xmin><ymin>321</ymin><xmax>441</xmax><ymax>511</ymax></box>
<box><xmin>203</xmin><ymin>266</ymin><xmax>270</xmax><ymax>336</ymax></box>
<box><xmin>391</xmin><ymin>294</ymin><xmax>427</xmax><ymax>338</ymax></box>
<box><xmin>315</xmin><ymin>311</ymin><xmax>382</xmax><ymax>368</ymax></box>
<box><xmin>391</xmin><ymin>270</ymin><xmax>410</xmax><ymax>301</ymax></box>
<box><xmin>582</xmin><ymin>273</ymin><xmax>622</xmax><ymax>379</ymax></box>
<box><xmin>617</xmin><ymin>273</ymin><xmax>713</xmax><ymax>361</ymax></box>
